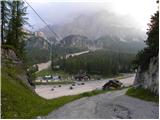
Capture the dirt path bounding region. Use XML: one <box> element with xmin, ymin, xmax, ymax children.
<box><xmin>36</xmin><ymin>50</ymin><xmax>90</xmax><ymax>72</ymax></box>
<box><xmin>45</xmin><ymin>89</ymin><xmax>158</xmax><ymax>119</ymax></box>
<box><xmin>36</xmin><ymin>60</ymin><xmax>51</xmax><ymax>72</ymax></box>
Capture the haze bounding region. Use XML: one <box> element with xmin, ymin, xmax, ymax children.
<box><xmin>26</xmin><ymin>0</ymin><xmax>157</xmax><ymax>31</ymax></box>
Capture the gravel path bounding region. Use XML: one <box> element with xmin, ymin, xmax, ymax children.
<box><xmin>36</xmin><ymin>60</ymin><xmax>51</xmax><ymax>72</ymax></box>
<box><xmin>45</xmin><ymin>89</ymin><xmax>159</xmax><ymax>119</ymax></box>
<box><xmin>36</xmin><ymin>51</ymin><xmax>89</xmax><ymax>71</ymax></box>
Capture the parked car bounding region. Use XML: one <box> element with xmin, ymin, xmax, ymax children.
<box><xmin>74</xmin><ymin>74</ymin><xmax>90</xmax><ymax>81</ymax></box>
<box><xmin>103</xmin><ymin>79</ymin><xmax>123</xmax><ymax>90</ymax></box>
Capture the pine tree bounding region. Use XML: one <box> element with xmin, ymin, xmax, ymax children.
<box><xmin>6</xmin><ymin>0</ymin><xmax>28</xmax><ymax>57</ymax></box>
<box><xmin>1</xmin><ymin>1</ymin><xmax>9</xmax><ymax>44</ymax></box>
<box><xmin>6</xmin><ymin>1</ymin><xmax>16</xmax><ymax>46</ymax></box>
<box><xmin>133</xmin><ymin>0</ymin><xmax>159</xmax><ymax>70</ymax></box>
<box><xmin>146</xmin><ymin>10</ymin><xmax>159</xmax><ymax>56</ymax></box>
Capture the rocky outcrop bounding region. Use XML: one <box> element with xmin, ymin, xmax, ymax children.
<box><xmin>2</xmin><ymin>47</ymin><xmax>34</xmax><ymax>90</ymax></box>
<box><xmin>134</xmin><ymin>56</ymin><xmax>159</xmax><ymax>95</ymax></box>
<box><xmin>25</xmin><ymin>36</ymin><xmax>50</xmax><ymax>50</ymax></box>
<box><xmin>1</xmin><ymin>48</ymin><xmax>22</xmax><ymax>65</ymax></box>
<box><xmin>60</xmin><ymin>35</ymin><xmax>92</xmax><ymax>49</ymax></box>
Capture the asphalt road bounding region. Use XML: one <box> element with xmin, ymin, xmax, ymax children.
<box><xmin>45</xmin><ymin>89</ymin><xmax>159</xmax><ymax>119</ymax></box>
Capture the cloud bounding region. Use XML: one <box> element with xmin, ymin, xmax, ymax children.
<box><xmin>25</xmin><ymin>0</ymin><xmax>157</xmax><ymax>31</ymax></box>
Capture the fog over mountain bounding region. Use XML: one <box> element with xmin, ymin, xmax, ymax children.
<box><xmin>38</xmin><ymin>10</ymin><xmax>146</xmax><ymax>41</ymax></box>
<box><xmin>25</xmin><ymin>0</ymin><xmax>158</xmax><ymax>55</ymax></box>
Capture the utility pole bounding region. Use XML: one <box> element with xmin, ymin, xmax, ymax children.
<box><xmin>50</xmin><ymin>41</ymin><xmax>54</xmax><ymax>70</ymax></box>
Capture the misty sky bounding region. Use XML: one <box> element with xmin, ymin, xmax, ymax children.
<box><xmin>25</xmin><ymin>0</ymin><xmax>158</xmax><ymax>31</ymax></box>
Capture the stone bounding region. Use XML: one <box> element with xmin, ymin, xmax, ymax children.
<box><xmin>134</xmin><ymin>56</ymin><xmax>159</xmax><ymax>95</ymax></box>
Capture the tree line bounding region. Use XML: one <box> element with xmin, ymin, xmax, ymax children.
<box><xmin>133</xmin><ymin>0</ymin><xmax>159</xmax><ymax>70</ymax></box>
<box><xmin>1</xmin><ymin>0</ymin><xmax>28</xmax><ymax>59</ymax></box>
<box><xmin>52</xmin><ymin>50</ymin><xmax>135</xmax><ymax>76</ymax></box>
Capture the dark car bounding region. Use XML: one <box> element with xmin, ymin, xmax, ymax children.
<box><xmin>103</xmin><ymin>79</ymin><xmax>123</xmax><ymax>90</ymax></box>
<box><xmin>74</xmin><ymin>74</ymin><xmax>90</xmax><ymax>81</ymax></box>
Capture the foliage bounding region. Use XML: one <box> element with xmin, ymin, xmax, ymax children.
<box><xmin>1</xmin><ymin>0</ymin><xmax>28</xmax><ymax>60</ymax></box>
<box><xmin>133</xmin><ymin>4</ymin><xmax>159</xmax><ymax>70</ymax></box>
<box><xmin>27</xmin><ymin>65</ymin><xmax>38</xmax><ymax>84</ymax></box>
<box><xmin>126</xmin><ymin>87</ymin><xmax>159</xmax><ymax>103</ymax></box>
<box><xmin>25</xmin><ymin>48</ymin><xmax>50</xmax><ymax>66</ymax></box>
<box><xmin>56</xmin><ymin>50</ymin><xmax>135</xmax><ymax>76</ymax></box>
<box><xmin>1</xmin><ymin>0</ymin><xmax>9</xmax><ymax>44</ymax></box>
<box><xmin>24</xmin><ymin>33</ymin><xmax>50</xmax><ymax>66</ymax></box>
<box><xmin>2</xmin><ymin>44</ymin><xmax>17</xmax><ymax>52</ymax></box>
<box><xmin>52</xmin><ymin>46</ymin><xmax>88</xmax><ymax>56</ymax></box>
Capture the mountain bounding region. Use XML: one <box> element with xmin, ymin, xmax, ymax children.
<box><xmin>59</xmin><ymin>35</ymin><xmax>93</xmax><ymax>49</ymax></box>
<box><xmin>25</xmin><ymin>35</ymin><xmax>51</xmax><ymax>65</ymax></box>
<box><xmin>95</xmin><ymin>35</ymin><xmax>145</xmax><ymax>53</ymax></box>
<box><xmin>25</xmin><ymin>36</ymin><xmax>50</xmax><ymax>50</ymax></box>
<box><xmin>38</xmin><ymin>10</ymin><xmax>146</xmax><ymax>42</ymax></box>
<box><xmin>26</xmin><ymin>10</ymin><xmax>147</xmax><ymax>64</ymax></box>
<box><xmin>59</xmin><ymin>34</ymin><xmax>145</xmax><ymax>53</ymax></box>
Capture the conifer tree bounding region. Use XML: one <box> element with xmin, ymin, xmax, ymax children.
<box><xmin>133</xmin><ymin>0</ymin><xmax>159</xmax><ymax>70</ymax></box>
<box><xmin>1</xmin><ymin>1</ymin><xmax>9</xmax><ymax>44</ymax></box>
<box><xmin>6</xmin><ymin>0</ymin><xmax>28</xmax><ymax>57</ymax></box>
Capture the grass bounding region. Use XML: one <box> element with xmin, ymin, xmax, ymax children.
<box><xmin>36</xmin><ymin>69</ymin><xmax>71</xmax><ymax>79</ymax></box>
<box><xmin>2</xmin><ymin>62</ymin><xmax>116</xmax><ymax>118</ymax></box>
<box><xmin>2</xmin><ymin>69</ymin><xmax>111</xmax><ymax>119</ymax></box>
<box><xmin>126</xmin><ymin>87</ymin><xmax>159</xmax><ymax>103</ymax></box>
<box><xmin>2</xmin><ymin>48</ymin><xmax>134</xmax><ymax>118</ymax></box>
<box><xmin>115</xmin><ymin>74</ymin><xmax>133</xmax><ymax>80</ymax></box>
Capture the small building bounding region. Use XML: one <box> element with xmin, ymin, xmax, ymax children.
<box><xmin>103</xmin><ymin>80</ymin><xmax>123</xmax><ymax>90</ymax></box>
<box><xmin>74</xmin><ymin>70</ymin><xmax>90</xmax><ymax>81</ymax></box>
<box><xmin>74</xmin><ymin>74</ymin><xmax>90</xmax><ymax>81</ymax></box>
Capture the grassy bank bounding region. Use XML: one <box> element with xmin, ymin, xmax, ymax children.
<box><xmin>126</xmin><ymin>87</ymin><xmax>159</xmax><ymax>103</ymax></box>
<box><xmin>2</xmin><ymin>67</ymin><xmax>113</xmax><ymax>119</ymax></box>
<box><xmin>2</xmin><ymin>61</ymin><xmax>119</xmax><ymax>118</ymax></box>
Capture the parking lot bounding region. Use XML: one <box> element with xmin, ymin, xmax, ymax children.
<box><xmin>35</xmin><ymin>74</ymin><xmax>135</xmax><ymax>99</ymax></box>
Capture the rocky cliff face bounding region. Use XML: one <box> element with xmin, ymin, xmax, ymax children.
<box><xmin>60</xmin><ymin>35</ymin><xmax>94</xmax><ymax>49</ymax></box>
<box><xmin>134</xmin><ymin>56</ymin><xmax>159</xmax><ymax>95</ymax></box>
<box><xmin>2</xmin><ymin>47</ymin><xmax>34</xmax><ymax>90</ymax></box>
<box><xmin>25</xmin><ymin>36</ymin><xmax>50</xmax><ymax>50</ymax></box>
